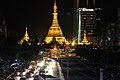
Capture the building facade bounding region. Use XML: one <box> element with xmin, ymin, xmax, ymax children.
<box><xmin>76</xmin><ymin>0</ymin><xmax>102</xmax><ymax>45</ymax></box>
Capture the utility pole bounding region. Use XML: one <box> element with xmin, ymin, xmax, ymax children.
<box><xmin>66</xmin><ymin>51</ymin><xmax>69</xmax><ymax>80</ymax></box>
<box><xmin>65</xmin><ymin>44</ymin><xmax>70</xmax><ymax>80</ymax></box>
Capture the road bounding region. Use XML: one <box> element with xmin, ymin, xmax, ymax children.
<box><xmin>8</xmin><ymin>57</ymin><xmax>64</xmax><ymax>80</ymax></box>
<box><xmin>58</xmin><ymin>57</ymin><xmax>99</xmax><ymax>80</ymax></box>
<box><xmin>7</xmin><ymin>54</ymin><xmax>99</xmax><ymax>80</ymax></box>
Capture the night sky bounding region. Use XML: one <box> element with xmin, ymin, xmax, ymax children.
<box><xmin>0</xmin><ymin>0</ymin><xmax>118</xmax><ymax>40</ymax></box>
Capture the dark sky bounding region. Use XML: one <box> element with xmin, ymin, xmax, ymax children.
<box><xmin>0</xmin><ymin>0</ymin><xmax>74</xmax><ymax>40</ymax></box>
<box><xmin>102</xmin><ymin>0</ymin><xmax>118</xmax><ymax>26</ymax></box>
<box><xmin>0</xmin><ymin>0</ymin><xmax>118</xmax><ymax>40</ymax></box>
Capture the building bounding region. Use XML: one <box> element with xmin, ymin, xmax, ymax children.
<box><xmin>103</xmin><ymin>8</ymin><xmax>120</xmax><ymax>47</ymax></box>
<box><xmin>73</xmin><ymin>0</ymin><xmax>79</xmax><ymax>37</ymax></box>
<box><xmin>44</xmin><ymin>0</ymin><xmax>68</xmax><ymax>44</ymax></box>
<box><xmin>78</xmin><ymin>7</ymin><xmax>96</xmax><ymax>44</ymax></box>
<box><xmin>118</xmin><ymin>8</ymin><xmax>120</xmax><ymax>46</ymax></box>
<box><xmin>0</xmin><ymin>18</ymin><xmax>7</xmax><ymax>45</ymax></box>
<box><xmin>0</xmin><ymin>20</ymin><xmax>7</xmax><ymax>39</ymax></box>
<box><xmin>102</xmin><ymin>22</ymin><xmax>119</xmax><ymax>49</ymax></box>
<box><xmin>76</xmin><ymin>0</ymin><xmax>102</xmax><ymax>45</ymax></box>
<box><xmin>79</xmin><ymin>0</ymin><xmax>95</xmax><ymax>8</ymax></box>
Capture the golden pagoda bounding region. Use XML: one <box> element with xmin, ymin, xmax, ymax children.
<box><xmin>18</xmin><ymin>26</ymin><xmax>30</xmax><ymax>45</ymax></box>
<box><xmin>45</xmin><ymin>0</ymin><xmax>68</xmax><ymax>44</ymax></box>
<box><xmin>79</xmin><ymin>30</ymin><xmax>92</xmax><ymax>45</ymax></box>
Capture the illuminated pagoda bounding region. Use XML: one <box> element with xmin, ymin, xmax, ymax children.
<box><xmin>18</xmin><ymin>26</ymin><xmax>30</xmax><ymax>45</ymax></box>
<box><xmin>45</xmin><ymin>0</ymin><xmax>68</xmax><ymax>44</ymax></box>
<box><xmin>79</xmin><ymin>29</ymin><xmax>92</xmax><ymax>45</ymax></box>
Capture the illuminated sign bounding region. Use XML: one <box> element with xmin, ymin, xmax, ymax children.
<box><xmin>79</xmin><ymin>8</ymin><xmax>94</xmax><ymax>11</ymax></box>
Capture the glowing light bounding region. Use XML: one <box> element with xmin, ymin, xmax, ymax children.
<box><xmin>22</xmin><ymin>71</ymin><xmax>26</xmax><ymax>75</ymax></box>
<box><xmin>39</xmin><ymin>61</ymin><xmax>44</xmax><ymax>67</ymax></box>
<box><xmin>28</xmin><ymin>78</ymin><xmax>34</xmax><ymax>80</ymax></box>
<box><xmin>44</xmin><ymin>0</ymin><xmax>69</xmax><ymax>44</ymax></box>
<box><xmin>16</xmin><ymin>72</ymin><xmax>20</xmax><ymax>75</ymax></box>
<box><xmin>80</xmin><ymin>8</ymin><xmax>94</xmax><ymax>11</ymax></box>
<box><xmin>78</xmin><ymin>9</ymin><xmax>82</xmax><ymax>44</ymax></box>
<box><xmin>14</xmin><ymin>76</ymin><xmax>20</xmax><ymax>80</ymax></box>
<box><xmin>18</xmin><ymin>25</ymin><xmax>30</xmax><ymax>45</ymax></box>
<box><xmin>53</xmin><ymin>44</ymin><xmax>57</xmax><ymax>50</ymax></box>
<box><xmin>108</xmin><ymin>37</ymin><xmax>110</xmax><ymax>41</ymax></box>
<box><xmin>71</xmin><ymin>40</ymin><xmax>76</xmax><ymax>46</ymax></box>
<box><xmin>29</xmin><ymin>65</ymin><xmax>32</xmax><ymax>69</ymax></box>
<box><xmin>79</xmin><ymin>30</ymin><xmax>92</xmax><ymax>45</ymax></box>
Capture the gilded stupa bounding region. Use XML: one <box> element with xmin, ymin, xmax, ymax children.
<box><xmin>79</xmin><ymin>30</ymin><xmax>92</xmax><ymax>45</ymax></box>
<box><xmin>45</xmin><ymin>0</ymin><xmax>68</xmax><ymax>44</ymax></box>
<box><xmin>18</xmin><ymin>26</ymin><xmax>30</xmax><ymax>45</ymax></box>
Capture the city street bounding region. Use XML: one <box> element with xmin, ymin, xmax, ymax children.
<box><xmin>8</xmin><ymin>57</ymin><xmax>64</xmax><ymax>80</ymax></box>
<box><xmin>7</xmin><ymin>53</ymin><xmax>99</xmax><ymax>80</ymax></box>
<box><xmin>0</xmin><ymin>0</ymin><xmax>119</xmax><ymax>80</ymax></box>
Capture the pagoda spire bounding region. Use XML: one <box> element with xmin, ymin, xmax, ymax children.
<box><xmin>23</xmin><ymin>26</ymin><xmax>30</xmax><ymax>41</ymax></box>
<box><xmin>18</xmin><ymin>25</ymin><xmax>30</xmax><ymax>45</ymax></box>
<box><xmin>44</xmin><ymin>0</ymin><xmax>69</xmax><ymax>44</ymax></box>
<box><xmin>79</xmin><ymin>29</ymin><xmax>91</xmax><ymax>45</ymax></box>
<box><xmin>52</xmin><ymin>0</ymin><xmax>59</xmax><ymax>27</ymax></box>
<box><xmin>54</xmin><ymin>0</ymin><xmax>57</xmax><ymax>13</ymax></box>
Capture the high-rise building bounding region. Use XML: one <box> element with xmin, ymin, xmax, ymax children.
<box><xmin>76</xmin><ymin>0</ymin><xmax>102</xmax><ymax>45</ymax></box>
<box><xmin>79</xmin><ymin>0</ymin><xmax>95</xmax><ymax>8</ymax></box>
<box><xmin>73</xmin><ymin>0</ymin><xmax>79</xmax><ymax>37</ymax></box>
<box><xmin>45</xmin><ymin>0</ymin><xmax>68</xmax><ymax>44</ymax></box>
<box><xmin>78</xmin><ymin>8</ymin><xmax>96</xmax><ymax>44</ymax></box>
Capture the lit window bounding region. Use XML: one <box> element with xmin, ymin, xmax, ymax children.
<box><xmin>96</xmin><ymin>18</ymin><xmax>101</xmax><ymax>20</ymax></box>
<box><xmin>91</xmin><ymin>30</ymin><xmax>93</xmax><ymax>32</ymax></box>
